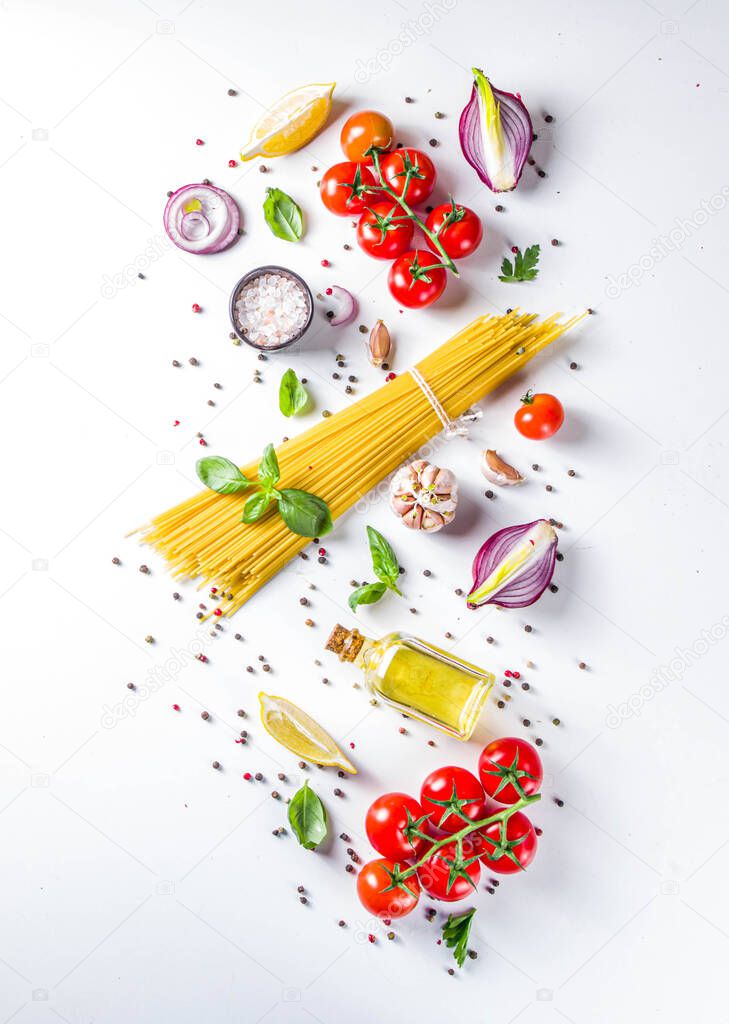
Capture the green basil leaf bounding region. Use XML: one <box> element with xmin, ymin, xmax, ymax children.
<box><xmin>258</xmin><ymin>443</ymin><xmax>280</xmax><ymax>489</ymax></box>
<box><xmin>278</xmin><ymin>489</ymin><xmax>332</xmax><ymax>538</ymax></box>
<box><xmin>366</xmin><ymin>526</ymin><xmax>402</xmax><ymax>593</ymax></box>
<box><xmin>279</xmin><ymin>368</ymin><xmax>310</xmax><ymax>418</ymax></box>
<box><xmin>348</xmin><ymin>581</ymin><xmax>387</xmax><ymax>612</ymax></box>
<box><xmin>442</xmin><ymin>908</ymin><xmax>476</xmax><ymax>968</ymax></box>
<box><xmin>288</xmin><ymin>780</ymin><xmax>327</xmax><ymax>850</ymax></box>
<box><xmin>196</xmin><ymin>455</ymin><xmax>251</xmax><ymax>495</ymax></box>
<box><xmin>263</xmin><ymin>187</ymin><xmax>304</xmax><ymax>243</ymax></box>
<box><xmin>242</xmin><ymin>490</ymin><xmax>272</xmax><ymax>524</ymax></box>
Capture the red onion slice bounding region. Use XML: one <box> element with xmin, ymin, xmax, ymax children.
<box><xmin>466</xmin><ymin>519</ymin><xmax>557</xmax><ymax>609</ymax></box>
<box><xmin>459</xmin><ymin>68</ymin><xmax>533</xmax><ymax>192</ymax></box>
<box><xmin>326</xmin><ymin>285</ymin><xmax>357</xmax><ymax>326</ymax></box>
<box><xmin>164</xmin><ymin>183</ymin><xmax>240</xmax><ymax>255</ymax></box>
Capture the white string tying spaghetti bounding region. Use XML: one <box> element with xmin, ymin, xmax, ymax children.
<box><xmin>409</xmin><ymin>366</ymin><xmax>482</xmax><ymax>438</ymax></box>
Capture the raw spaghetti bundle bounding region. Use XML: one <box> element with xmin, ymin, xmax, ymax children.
<box><xmin>140</xmin><ymin>310</ymin><xmax>582</xmax><ymax>614</ymax></box>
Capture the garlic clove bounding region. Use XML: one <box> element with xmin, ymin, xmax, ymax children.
<box><xmin>479</xmin><ymin>449</ymin><xmax>524</xmax><ymax>486</ymax></box>
<box><xmin>368</xmin><ymin>320</ymin><xmax>392</xmax><ymax>367</ymax></box>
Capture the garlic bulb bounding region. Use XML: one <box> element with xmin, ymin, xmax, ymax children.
<box><xmin>479</xmin><ymin>449</ymin><xmax>524</xmax><ymax>486</ymax></box>
<box><xmin>389</xmin><ymin>459</ymin><xmax>458</xmax><ymax>532</ymax></box>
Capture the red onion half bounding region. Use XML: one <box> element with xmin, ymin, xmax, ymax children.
<box><xmin>467</xmin><ymin>519</ymin><xmax>557</xmax><ymax>609</ymax></box>
<box><xmin>164</xmin><ymin>183</ymin><xmax>240</xmax><ymax>255</ymax></box>
<box><xmin>326</xmin><ymin>285</ymin><xmax>357</xmax><ymax>326</ymax></box>
<box><xmin>459</xmin><ymin>68</ymin><xmax>533</xmax><ymax>193</ymax></box>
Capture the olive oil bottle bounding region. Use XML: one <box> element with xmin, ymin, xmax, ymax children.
<box><xmin>325</xmin><ymin>625</ymin><xmax>494</xmax><ymax>740</ymax></box>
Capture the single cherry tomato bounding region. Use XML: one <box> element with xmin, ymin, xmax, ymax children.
<box><xmin>425</xmin><ymin>202</ymin><xmax>483</xmax><ymax>259</ymax></box>
<box><xmin>340</xmin><ymin>110</ymin><xmax>394</xmax><ymax>162</ymax></box>
<box><xmin>471</xmin><ymin>811</ymin><xmax>538</xmax><ymax>874</ymax></box>
<box><xmin>380</xmin><ymin>148</ymin><xmax>436</xmax><ymax>206</ymax></box>
<box><xmin>417</xmin><ymin>839</ymin><xmax>481</xmax><ymax>901</ymax></box>
<box><xmin>478</xmin><ymin>737</ymin><xmax>543</xmax><ymax>805</ymax></box>
<box><xmin>420</xmin><ymin>765</ymin><xmax>487</xmax><ymax>834</ymax></box>
<box><xmin>320</xmin><ymin>162</ymin><xmax>378</xmax><ymax>217</ymax></box>
<box><xmin>514</xmin><ymin>390</ymin><xmax>564</xmax><ymax>440</ymax></box>
<box><xmin>357</xmin><ymin>858</ymin><xmax>420</xmax><ymax>919</ymax></box>
<box><xmin>388</xmin><ymin>249</ymin><xmax>447</xmax><ymax>309</ymax></box>
<box><xmin>357</xmin><ymin>202</ymin><xmax>414</xmax><ymax>260</ymax></box>
<box><xmin>365</xmin><ymin>792</ymin><xmax>428</xmax><ymax>861</ymax></box>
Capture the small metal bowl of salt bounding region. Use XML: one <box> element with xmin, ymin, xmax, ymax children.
<box><xmin>229</xmin><ymin>266</ymin><xmax>313</xmax><ymax>352</ymax></box>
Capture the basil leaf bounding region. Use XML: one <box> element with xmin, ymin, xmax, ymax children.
<box><xmin>258</xmin><ymin>444</ymin><xmax>280</xmax><ymax>489</ymax></box>
<box><xmin>442</xmin><ymin>908</ymin><xmax>476</xmax><ymax>968</ymax></box>
<box><xmin>279</xmin><ymin>368</ymin><xmax>310</xmax><ymax>418</ymax></box>
<box><xmin>278</xmin><ymin>489</ymin><xmax>332</xmax><ymax>538</ymax></box>
<box><xmin>348</xmin><ymin>581</ymin><xmax>387</xmax><ymax>612</ymax></box>
<box><xmin>367</xmin><ymin>526</ymin><xmax>402</xmax><ymax>593</ymax></box>
<box><xmin>288</xmin><ymin>781</ymin><xmax>327</xmax><ymax>850</ymax></box>
<box><xmin>263</xmin><ymin>187</ymin><xmax>303</xmax><ymax>243</ymax></box>
<box><xmin>242</xmin><ymin>490</ymin><xmax>272</xmax><ymax>524</ymax></box>
<box><xmin>196</xmin><ymin>455</ymin><xmax>250</xmax><ymax>495</ymax></box>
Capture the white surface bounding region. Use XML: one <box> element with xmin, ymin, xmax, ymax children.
<box><xmin>2</xmin><ymin>0</ymin><xmax>729</xmax><ymax>1020</ymax></box>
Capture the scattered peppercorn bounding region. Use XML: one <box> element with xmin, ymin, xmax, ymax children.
<box><xmin>405</xmin><ymin>96</ymin><xmax>413</xmax><ymax>103</ymax></box>
<box><xmin>555</xmin><ymin>797</ymin><xmax>564</xmax><ymax>807</ymax></box>
<box><xmin>485</xmin><ymin>489</ymin><xmax>494</xmax><ymax>499</ymax></box>
<box><xmin>535</xmin><ymin>737</ymin><xmax>544</xmax><ymax>746</ymax></box>
<box><xmin>212</xmin><ymin>761</ymin><xmax>220</xmax><ymax>770</ymax></box>
<box><xmin>486</xmin><ymin>636</ymin><xmax>494</xmax><ymax>644</ymax></box>
<box><xmin>569</xmin><ymin>361</ymin><xmax>578</xmax><ymax>370</ymax></box>
<box><xmin>201</xmin><ymin>711</ymin><xmax>210</xmax><ymax>721</ymax></box>
<box><xmin>338</xmin><ymin>920</ymin><xmax>346</xmax><ymax>927</ymax></box>
<box><xmin>524</xmin><ymin>624</ymin><xmax>533</xmax><ymax>633</ymax></box>
<box><xmin>259</xmin><ymin>165</ymin><xmax>267</xmax><ymax>173</ymax></box>
<box><xmin>333</xmin><ymin>787</ymin><xmax>343</xmax><ymax>797</ymax></box>
<box><xmin>429</xmin><ymin>138</ymin><xmax>438</xmax><ymax>147</ymax></box>
<box><xmin>345</xmin><ymin>864</ymin><xmax>355</xmax><ymax>874</ymax></box>
<box><xmin>579</xmin><ymin>661</ymin><xmax>587</xmax><ymax>670</ymax></box>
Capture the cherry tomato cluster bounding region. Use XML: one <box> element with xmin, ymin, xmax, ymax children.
<box><xmin>357</xmin><ymin>737</ymin><xmax>543</xmax><ymax>919</ymax></box>
<box><xmin>320</xmin><ymin>110</ymin><xmax>484</xmax><ymax>309</ymax></box>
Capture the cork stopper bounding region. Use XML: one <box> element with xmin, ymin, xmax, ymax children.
<box><xmin>325</xmin><ymin>624</ymin><xmax>365</xmax><ymax>663</ymax></box>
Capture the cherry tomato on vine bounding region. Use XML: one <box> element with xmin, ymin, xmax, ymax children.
<box><xmin>365</xmin><ymin>792</ymin><xmax>428</xmax><ymax>861</ymax></box>
<box><xmin>478</xmin><ymin>737</ymin><xmax>543</xmax><ymax>805</ymax></box>
<box><xmin>388</xmin><ymin>249</ymin><xmax>447</xmax><ymax>309</ymax></box>
<box><xmin>380</xmin><ymin>148</ymin><xmax>436</xmax><ymax>206</ymax></box>
<box><xmin>357</xmin><ymin>858</ymin><xmax>420</xmax><ymax>919</ymax></box>
<box><xmin>420</xmin><ymin>765</ymin><xmax>487</xmax><ymax>834</ymax></box>
<box><xmin>425</xmin><ymin>202</ymin><xmax>483</xmax><ymax>259</ymax></box>
<box><xmin>472</xmin><ymin>811</ymin><xmax>538</xmax><ymax>874</ymax></box>
<box><xmin>357</xmin><ymin>202</ymin><xmax>414</xmax><ymax>260</ymax></box>
<box><xmin>514</xmin><ymin>390</ymin><xmax>564</xmax><ymax>440</ymax></box>
<box><xmin>417</xmin><ymin>839</ymin><xmax>481</xmax><ymax>901</ymax></box>
<box><xmin>340</xmin><ymin>110</ymin><xmax>394</xmax><ymax>162</ymax></box>
<box><xmin>320</xmin><ymin>162</ymin><xmax>378</xmax><ymax>217</ymax></box>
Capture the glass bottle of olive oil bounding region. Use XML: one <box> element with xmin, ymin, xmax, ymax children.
<box><xmin>325</xmin><ymin>625</ymin><xmax>495</xmax><ymax>740</ymax></box>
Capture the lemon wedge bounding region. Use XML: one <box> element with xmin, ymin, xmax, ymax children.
<box><xmin>240</xmin><ymin>82</ymin><xmax>335</xmax><ymax>161</ymax></box>
<box><xmin>259</xmin><ymin>692</ymin><xmax>356</xmax><ymax>773</ymax></box>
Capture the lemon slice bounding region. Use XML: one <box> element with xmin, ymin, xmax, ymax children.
<box><xmin>240</xmin><ymin>82</ymin><xmax>335</xmax><ymax>161</ymax></box>
<box><xmin>259</xmin><ymin>692</ymin><xmax>356</xmax><ymax>773</ymax></box>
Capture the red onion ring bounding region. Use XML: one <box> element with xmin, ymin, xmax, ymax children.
<box><xmin>164</xmin><ymin>184</ymin><xmax>240</xmax><ymax>255</ymax></box>
<box><xmin>326</xmin><ymin>285</ymin><xmax>357</xmax><ymax>326</ymax></box>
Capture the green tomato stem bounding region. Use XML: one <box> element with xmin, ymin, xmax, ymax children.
<box><xmin>369</xmin><ymin>150</ymin><xmax>458</xmax><ymax>277</ymax></box>
<box><xmin>400</xmin><ymin>793</ymin><xmax>541</xmax><ymax>880</ymax></box>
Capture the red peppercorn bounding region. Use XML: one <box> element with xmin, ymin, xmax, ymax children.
<box><xmin>214</xmin><ymin>608</ymin><xmax>222</xmax><ymax>617</ymax></box>
<box><xmin>504</xmin><ymin>670</ymin><xmax>512</xmax><ymax>678</ymax></box>
<box><xmin>349</xmin><ymin>742</ymin><xmax>355</xmax><ymax>749</ymax></box>
<box><xmin>173</xmin><ymin>419</ymin><xmax>180</xmax><ymax>426</ymax></box>
<box><xmin>199</xmin><ymin>439</ymin><xmax>207</xmax><ymax>446</ymax></box>
<box><xmin>368</xmin><ymin>934</ymin><xmax>376</xmax><ymax>944</ymax></box>
<box><xmin>195</xmin><ymin>138</ymin><xmax>204</xmax><ymax>146</ymax></box>
<box><xmin>197</xmin><ymin>654</ymin><xmax>208</xmax><ymax>663</ymax></box>
<box><xmin>513</xmin><ymin>670</ymin><xmax>521</xmax><ymax>679</ymax></box>
<box><xmin>172</xmin><ymin>704</ymin><xmax>181</xmax><ymax>711</ymax></box>
<box><xmin>511</xmin><ymin>245</ymin><xmax>519</xmax><ymax>253</ymax></box>
<box><xmin>325</xmin><ymin>287</ymin><xmax>332</xmax><ymax>295</ymax></box>
<box><xmin>192</xmin><ymin>303</ymin><xmax>201</xmax><ymax>313</ymax></box>
<box><xmin>243</xmin><ymin>772</ymin><xmax>252</xmax><ymax>780</ymax></box>
<box><xmin>211</xmin><ymin>587</ymin><xmax>217</xmax><ymax>594</ymax></box>
<box><xmin>318</xmin><ymin>547</ymin><xmax>326</xmax><ymax>556</ymax></box>
<box><xmin>321</xmin><ymin>259</ymin><xmax>330</xmax><ymax>267</ymax></box>
<box><xmin>228</xmin><ymin>159</ymin><xmax>237</xmax><ymax>167</ymax></box>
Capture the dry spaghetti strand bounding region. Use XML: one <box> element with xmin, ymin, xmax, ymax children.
<box><xmin>139</xmin><ymin>310</ymin><xmax>584</xmax><ymax>614</ymax></box>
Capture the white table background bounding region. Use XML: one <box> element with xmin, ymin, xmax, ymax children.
<box><xmin>2</xmin><ymin>0</ymin><xmax>728</xmax><ymax>1020</ymax></box>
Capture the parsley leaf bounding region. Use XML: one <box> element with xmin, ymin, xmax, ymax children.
<box><xmin>499</xmin><ymin>244</ymin><xmax>540</xmax><ymax>283</ymax></box>
<box><xmin>442</xmin><ymin>907</ymin><xmax>476</xmax><ymax>968</ymax></box>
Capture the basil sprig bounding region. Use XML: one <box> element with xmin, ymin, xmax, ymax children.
<box><xmin>288</xmin><ymin>781</ymin><xmax>328</xmax><ymax>850</ymax></box>
<box><xmin>196</xmin><ymin>455</ymin><xmax>251</xmax><ymax>495</ymax></box>
<box><xmin>263</xmin><ymin>187</ymin><xmax>303</xmax><ymax>242</ymax></box>
<box><xmin>349</xmin><ymin>526</ymin><xmax>403</xmax><ymax>612</ymax></box>
<box><xmin>279</xmin><ymin>368</ymin><xmax>310</xmax><ymax>417</ymax></box>
<box><xmin>198</xmin><ymin>444</ymin><xmax>331</xmax><ymax>539</ymax></box>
